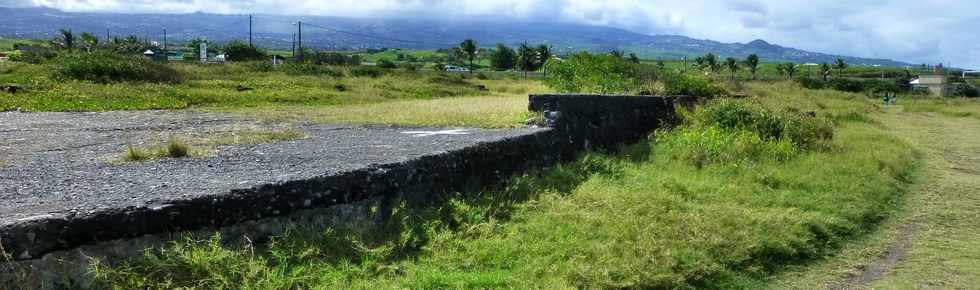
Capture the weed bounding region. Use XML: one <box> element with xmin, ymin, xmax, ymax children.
<box><xmin>162</xmin><ymin>138</ymin><xmax>190</xmax><ymax>158</ymax></box>
<box><xmin>123</xmin><ymin>145</ymin><xmax>151</xmax><ymax>162</ymax></box>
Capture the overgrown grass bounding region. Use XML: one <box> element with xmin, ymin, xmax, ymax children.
<box><xmin>903</xmin><ymin>97</ymin><xmax>980</xmax><ymax>119</ymax></box>
<box><xmin>91</xmin><ymin>82</ymin><xmax>917</xmax><ymax>289</ymax></box>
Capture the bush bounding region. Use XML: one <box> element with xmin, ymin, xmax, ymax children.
<box><xmin>543</xmin><ymin>52</ymin><xmax>637</xmax><ymax>94</ymax></box>
<box><xmin>662</xmin><ymin>73</ymin><xmax>727</xmax><ymax>97</ymax></box>
<box><xmin>376</xmin><ymin>59</ymin><xmax>397</xmax><ymax>69</ymax></box>
<box><xmin>350</xmin><ymin>66</ymin><xmax>385</xmax><ymax>78</ymax></box>
<box><xmin>398</xmin><ymin>62</ymin><xmax>420</xmax><ymax>71</ymax></box>
<box><xmin>660</xmin><ymin>99</ymin><xmax>835</xmax><ymax>168</ymax></box>
<box><xmin>798</xmin><ymin>77</ymin><xmax>899</xmax><ymax>94</ymax></box>
<box><xmin>953</xmin><ymin>84</ymin><xmax>980</xmax><ymax>98</ymax></box>
<box><xmin>224</xmin><ymin>41</ymin><xmax>267</xmax><ymax>62</ymax></box>
<box><xmin>692</xmin><ymin>100</ymin><xmax>833</xmax><ymax>150</ymax></box>
<box><xmin>281</xmin><ymin>64</ymin><xmax>344</xmax><ymax>77</ymax></box>
<box><xmin>243</xmin><ymin>61</ymin><xmax>275</xmax><ymax>73</ymax></box>
<box><xmin>51</xmin><ymin>52</ymin><xmax>183</xmax><ymax>83</ymax></box>
<box><xmin>12</xmin><ymin>46</ymin><xmax>57</xmax><ymax>64</ymax></box>
<box><xmin>315</xmin><ymin>52</ymin><xmax>360</xmax><ymax>66</ymax></box>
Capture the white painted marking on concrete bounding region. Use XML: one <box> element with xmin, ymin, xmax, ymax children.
<box><xmin>401</xmin><ymin>129</ymin><xmax>472</xmax><ymax>137</ymax></box>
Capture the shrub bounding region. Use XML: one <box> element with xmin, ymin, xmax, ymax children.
<box><xmin>350</xmin><ymin>66</ymin><xmax>385</xmax><ymax>78</ymax></box>
<box><xmin>953</xmin><ymin>84</ymin><xmax>979</xmax><ymax>98</ymax></box>
<box><xmin>123</xmin><ymin>145</ymin><xmax>150</xmax><ymax>161</ymax></box>
<box><xmin>543</xmin><ymin>52</ymin><xmax>637</xmax><ymax>94</ymax></box>
<box><xmin>662</xmin><ymin>72</ymin><xmax>727</xmax><ymax>97</ymax></box>
<box><xmin>797</xmin><ymin>77</ymin><xmax>903</xmax><ymax>95</ymax></box>
<box><xmin>51</xmin><ymin>52</ymin><xmax>182</xmax><ymax>83</ymax></box>
<box><xmin>243</xmin><ymin>61</ymin><xmax>275</xmax><ymax>72</ymax></box>
<box><xmin>692</xmin><ymin>100</ymin><xmax>833</xmax><ymax>150</ymax></box>
<box><xmin>11</xmin><ymin>46</ymin><xmax>56</xmax><ymax>64</ymax></box>
<box><xmin>162</xmin><ymin>138</ymin><xmax>189</xmax><ymax>158</ymax></box>
<box><xmin>398</xmin><ymin>62</ymin><xmax>420</xmax><ymax>71</ymax></box>
<box><xmin>315</xmin><ymin>52</ymin><xmax>360</xmax><ymax>66</ymax></box>
<box><xmin>281</xmin><ymin>64</ymin><xmax>344</xmax><ymax>77</ymax></box>
<box><xmin>376</xmin><ymin>59</ymin><xmax>397</xmax><ymax>69</ymax></box>
<box><xmin>223</xmin><ymin>41</ymin><xmax>267</xmax><ymax>62</ymax></box>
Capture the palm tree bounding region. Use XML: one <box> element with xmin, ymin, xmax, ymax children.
<box><xmin>610</xmin><ymin>50</ymin><xmax>625</xmax><ymax>58</ymax></box>
<box><xmin>517</xmin><ymin>42</ymin><xmax>536</xmax><ymax>74</ymax></box>
<box><xmin>80</xmin><ymin>32</ymin><xmax>99</xmax><ymax>53</ymax></box>
<box><xmin>54</xmin><ymin>28</ymin><xmax>75</xmax><ymax>50</ymax></box>
<box><xmin>459</xmin><ymin>39</ymin><xmax>478</xmax><ymax>73</ymax></box>
<box><xmin>704</xmin><ymin>53</ymin><xmax>720</xmax><ymax>73</ymax></box>
<box><xmin>536</xmin><ymin>44</ymin><xmax>552</xmax><ymax>76</ymax></box>
<box><xmin>821</xmin><ymin>62</ymin><xmax>832</xmax><ymax>81</ymax></box>
<box><xmin>834</xmin><ymin>58</ymin><xmax>848</xmax><ymax>78</ymax></box>
<box><xmin>536</xmin><ymin>44</ymin><xmax>552</xmax><ymax>66</ymax></box>
<box><xmin>778</xmin><ymin>62</ymin><xmax>797</xmax><ymax>79</ymax></box>
<box><xmin>725</xmin><ymin>57</ymin><xmax>739</xmax><ymax>81</ymax></box>
<box><xmin>744</xmin><ymin>54</ymin><xmax>760</xmax><ymax>80</ymax></box>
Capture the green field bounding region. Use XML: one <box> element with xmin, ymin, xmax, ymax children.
<box><xmin>76</xmin><ymin>81</ymin><xmax>924</xmax><ymax>289</ymax></box>
<box><xmin>2</xmin><ymin>45</ymin><xmax>978</xmax><ymax>288</ymax></box>
<box><xmin>0</xmin><ymin>61</ymin><xmax>544</xmax><ymax>127</ymax></box>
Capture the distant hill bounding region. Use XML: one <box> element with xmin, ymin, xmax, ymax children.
<box><xmin>0</xmin><ymin>7</ymin><xmax>911</xmax><ymax>66</ymax></box>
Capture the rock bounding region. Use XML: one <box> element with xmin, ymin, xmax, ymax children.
<box><xmin>0</xmin><ymin>83</ymin><xmax>24</xmax><ymax>94</ymax></box>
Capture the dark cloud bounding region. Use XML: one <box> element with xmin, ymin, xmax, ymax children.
<box><xmin>8</xmin><ymin>0</ymin><xmax>980</xmax><ymax>68</ymax></box>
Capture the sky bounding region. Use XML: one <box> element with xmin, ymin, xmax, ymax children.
<box><xmin>5</xmin><ymin>0</ymin><xmax>979</xmax><ymax>68</ymax></box>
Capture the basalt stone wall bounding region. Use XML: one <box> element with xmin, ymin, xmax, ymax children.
<box><xmin>529</xmin><ymin>94</ymin><xmax>679</xmax><ymax>153</ymax></box>
<box><xmin>1</xmin><ymin>95</ymin><xmax>677</xmax><ymax>265</ymax></box>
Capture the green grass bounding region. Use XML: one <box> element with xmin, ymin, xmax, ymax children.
<box><xmin>764</xmin><ymin>97</ymin><xmax>980</xmax><ymax>289</ymax></box>
<box><xmin>0</xmin><ymin>37</ymin><xmax>45</xmax><ymax>51</ymax></box>
<box><xmin>903</xmin><ymin>97</ymin><xmax>980</xmax><ymax>119</ymax></box>
<box><xmin>87</xmin><ymin>82</ymin><xmax>918</xmax><ymax>289</ymax></box>
<box><xmin>0</xmin><ymin>62</ymin><xmax>492</xmax><ymax>111</ymax></box>
<box><xmin>0</xmin><ymin>61</ymin><xmax>545</xmax><ymax>127</ymax></box>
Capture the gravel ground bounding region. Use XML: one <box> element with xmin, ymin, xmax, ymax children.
<box><xmin>0</xmin><ymin>111</ymin><xmax>544</xmax><ymax>225</ymax></box>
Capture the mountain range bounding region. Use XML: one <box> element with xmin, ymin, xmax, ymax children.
<box><xmin>0</xmin><ymin>7</ymin><xmax>911</xmax><ymax>66</ymax></box>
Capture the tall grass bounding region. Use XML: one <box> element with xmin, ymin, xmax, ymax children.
<box><xmin>90</xmin><ymin>82</ymin><xmax>917</xmax><ymax>289</ymax></box>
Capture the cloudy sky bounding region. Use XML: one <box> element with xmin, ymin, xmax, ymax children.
<box><xmin>6</xmin><ymin>0</ymin><xmax>979</xmax><ymax>68</ymax></box>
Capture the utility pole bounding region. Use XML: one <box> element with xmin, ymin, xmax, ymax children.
<box><xmin>291</xmin><ymin>33</ymin><xmax>296</xmax><ymax>58</ymax></box>
<box><xmin>249</xmin><ymin>14</ymin><xmax>253</xmax><ymax>47</ymax></box>
<box><xmin>683</xmin><ymin>56</ymin><xmax>687</xmax><ymax>74</ymax></box>
<box><xmin>297</xmin><ymin>21</ymin><xmax>303</xmax><ymax>62</ymax></box>
<box><xmin>163</xmin><ymin>28</ymin><xmax>168</xmax><ymax>62</ymax></box>
<box><xmin>105</xmin><ymin>28</ymin><xmax>110</xmax><ymax>44</ymax></box>
<box><xmin>523</xmin><ymin>40</ymin><xmax>529</xmax><ymax>79</ymax></box>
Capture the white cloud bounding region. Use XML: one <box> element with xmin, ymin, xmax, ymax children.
<box><xmin>18</xmin><ymin>0</ymin><xmax>980</xmax><ymax>68</ymax></box>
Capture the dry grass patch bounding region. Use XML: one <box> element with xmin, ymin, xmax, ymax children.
<box><xmin>214</xmin><ymin>95</ymin><xmax>535</xmax><ymax>128</ymax></box>
<box><xmin>117</xmin><ymin>129</ymin><xmax>308</xmax><ymax>163</ymax></box>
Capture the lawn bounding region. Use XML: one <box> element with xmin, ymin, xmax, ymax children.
<box><xmin>87</xmin><ymin>81</ymin><xmax>919</xmax><ymax>289</ymax></box>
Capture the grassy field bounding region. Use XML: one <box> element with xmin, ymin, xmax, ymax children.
<box><xmin>0</xmin><ymin>61</ymin><xmax>544</xmax><ymax>127</ymax></box>
<box><xmin>764</xmin><ymin>98</ymin><xmax>980</xmax><ymax>289</ymax></box>
<box><xmin>85</xmin><ymin>82</ymin><xmax>920</xmax><ymax>289</ymax></box>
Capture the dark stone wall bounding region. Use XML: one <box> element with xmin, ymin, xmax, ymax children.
<box><xmin>1</xmin><ymin>95</ymin><xmax>676</xmax><ymax>262</ymax></box>
<box><xmin>529</xmin><ymin>94</ymin><xmax>678</xmax><ymax>153</ymax></box>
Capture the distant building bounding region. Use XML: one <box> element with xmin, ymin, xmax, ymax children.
<box><xmin>913</xmin><ymin>74</ymin><xmax>951</xmax><ymax>97</ymax></box>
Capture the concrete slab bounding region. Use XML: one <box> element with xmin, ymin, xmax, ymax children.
<box><xmin>0</xmin><ymin>111</ymin><xmax>547</xmax><ymax>259</ymax></box>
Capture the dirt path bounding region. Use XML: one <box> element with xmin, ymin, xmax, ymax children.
<box><xmin>832</xmin><ymin>107</ymin><xmax>980</xmax><ymax>289</ymax></box>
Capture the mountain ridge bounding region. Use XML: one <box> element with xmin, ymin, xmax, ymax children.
<box><xmin>0</xmin><ymin>7</ymin><xmax>911</xmax><ymax>66</ymax></box>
